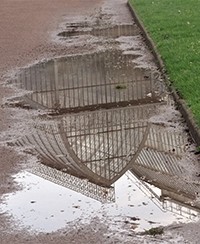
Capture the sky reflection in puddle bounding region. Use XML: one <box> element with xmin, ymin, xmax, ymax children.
<box><xmin>1</xmin><ymin>170</ymin><xmax>198</xmax><ymax>233</ymax></box>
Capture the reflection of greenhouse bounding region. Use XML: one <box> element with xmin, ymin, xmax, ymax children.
<box><xmin>29</xmin><ymin>163</ymin><xmax>115</xmax><ymax>203</ymax></box>
<box><xmin>14</xmin><ymin>106</ymin><xmax>192</xmax><ymax>206</ymax></box>
<box><xmin>129</xmin><ymin>144</ymin><xmax>200</xmax><ymax>219</ymax></box>
<box><xmin>16</xmin><ymin>105</ymin><xmax>159</xmax><ymax>187</ymax></box>
<box><xmin>15</xmin><ymin>50</ymin><xmax>165</xmax><ymax>113</ymax></box>
<box><xmin>127</xmin><ymin>123</ymin><xmax>200</xmax><ymax>219</ymax></box>
<box><xmin>13</xmin><ymin>49</ymin><xmax>169</xmax><ymax>185</ymax></box>
<box><xmin>127</xmin><ymin>171</ymin><xmax>200</xmax><ymax>220</ymax></box>
<box><xmin>12</xmin><ymin>49</ymin><xmax>200</xmax><ymax>211</ymax></box>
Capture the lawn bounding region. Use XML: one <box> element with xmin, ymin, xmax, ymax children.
<box><xmin>129</xmin><ymin>0</ymin><xmax>200</xmax><ymax>126</ymax></box>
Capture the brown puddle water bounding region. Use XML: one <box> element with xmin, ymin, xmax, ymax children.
<box><xmin>1</xmin><ymin>21</ymin><xmax>200</xmax><ymax>234</ymax></box>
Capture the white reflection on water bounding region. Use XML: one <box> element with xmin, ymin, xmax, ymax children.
<box><xmin>0</xmin><ymin>171</ymin><xmax>194</xmax><ymax>233</ymax></box>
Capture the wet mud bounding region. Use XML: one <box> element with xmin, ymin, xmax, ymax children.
<box><xmin>58</xmin><ymin>24</ymin><xmax>140</xmax><ymax>38</ymax></box>
<box><xmin>1</xmin><ymin>0</ymin><xmax>200</xmax><ymax>243</ymax></box>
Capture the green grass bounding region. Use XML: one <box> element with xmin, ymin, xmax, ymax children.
<box><xmin>130</xmin><ymin>0</ymin><xmax>200</xmax><ymax>126</ymax></box>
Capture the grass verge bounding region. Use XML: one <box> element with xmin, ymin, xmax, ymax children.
<box><xmin>129</xmin><ymin>0</ymin><xmax>200</xmax><ymax>126</ymax></box>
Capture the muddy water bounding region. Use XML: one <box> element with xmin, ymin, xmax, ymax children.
<box><xmin>2</xmin><ymin>14</ymin><xmax>200</xmax><ymax>236</ymax></box>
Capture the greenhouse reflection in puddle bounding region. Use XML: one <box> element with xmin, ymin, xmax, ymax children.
<box><xmin>3</xmin><ymin>26</ymin><xmax>200</xmax><ymax>233</ymax></box>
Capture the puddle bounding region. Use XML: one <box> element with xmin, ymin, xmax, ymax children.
<box><xmin>58</xmin><ymin>24</ymin><xmax>140</xmax><ymax>38</ymax></box>
<box><xmin>1</xmin><ymin>169</ymin><xmax>199</xmax><ymax>233</ymax></box>
<box><xmin>3</xmin><ymin>11</ymin><xmax>200</xmax><ymax>237</ymax></box>
<box><xmin>10</xmin><ymin>50</ymin><xmax>165</xmax><ymax>113</ymax></box>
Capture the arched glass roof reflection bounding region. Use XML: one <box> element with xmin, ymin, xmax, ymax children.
<box><xmin>15</xmin><ymin>105</ymin><xmax>159</xmax><ymax>187</ymax></box>
<box><xmin>29</xmin><ymin>162</ymin><xmax>115</xmax><ymax>203</ymax></box>
<box><xmin>14</xmin><ymin>50</ymin><xmax>166</xmax><ymax>113</ymax></box>
<box><xmin>10</xmin><ymin>41</ymin><xmax>196</xmax><ymax>213</ymax></box>
<box><xmin>128</xmin><ymin>126</ymin><xmax>200</xmax><ymax>219</ymax></box>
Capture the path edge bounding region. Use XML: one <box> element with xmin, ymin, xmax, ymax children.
<box><xmin>127</xmin><ymin>1</ymin><xmax>200</xmax><ymax>146</ymax></box>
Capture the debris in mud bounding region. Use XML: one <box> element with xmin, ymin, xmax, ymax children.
<box><xmin>130</xmin><ymin>217</ymin><xmax>140</xmax><ymax>221</ymax></box>
<box><xmin>141</xmin><ymin>227</ymin><xmax>164</xmax><ymax>236</ymax></box>
<box><xmin>194</xmin><ymin>146</ymin><xmax>200</xmax><ymax>155</ymax></box>
<box><xmin>195</xmin><ymin>172</ymin><xmax>200</xmax><ymax>177</ymax></box>
<box><xmin>5</xmin><ymin>99</ymin><xmax>32</xmax><ymax>110</ymax></box>
<box><xmin>147</xmin><ymin>220</ymin><xmax>160</xmax><ymax>225</ymax></box>
<box><xmin>58</xmin><ymin>24</ymin><xmax>140</xmax><ymax>39</ymax></box>
<box><xmin>115</xmin><ymin>84</ymin><xmax>127</xmax><ymax>89</ymax></box>
<box><xmin>73</xmin><ymin>206</ymin><xmax>80</xmax><ymax>209</ymax></box>
<box><xmin>130</xmin><ymin>223</ymin><xmax>139</xmax><ymax>230</ymax></box>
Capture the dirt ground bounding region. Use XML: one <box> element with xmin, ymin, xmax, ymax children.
<box><xmin>1</xmin><ymin>0</ymin><xmax>200</xmax><ymax>243</ymax></box>
<box><xmin>0</xmin><ymin>0</ymin><xmax>102</xmax><ymax>193</ymax></box>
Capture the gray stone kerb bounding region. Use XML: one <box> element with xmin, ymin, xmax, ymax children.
<box><xmin>127</xmin><ymin>1</ymin><xmax>200</xmax><ymax>146</ymax></box>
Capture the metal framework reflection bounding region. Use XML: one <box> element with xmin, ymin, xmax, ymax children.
<box><xmin>29</xmin><ymin>163</ymin><xmax>115</xmax><ymax>203</ymax></box>
<box><xmin>11</xmin><ymin>40</ymin><xmax>194</xmax><ymax>208</ymax></box>
<box><xmin>15</xmin><ymin>50</ymin><xmax>165</xmax><ymax>113</ymax></box>
<box><xmin>16</xmin><ymin>105</ymin><xmax>158</xmax><ymax>186</ymax></box>
<box><xmin>127</xmin><ymin>171</ymin><xmax>200</xmax><ymax>220</ymax></box>
<box><xmin>129</xmin><ymin>128</ymin><xmax>200</xmax><ymax>219</ymax></box>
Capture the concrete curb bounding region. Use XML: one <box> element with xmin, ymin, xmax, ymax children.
<box><xmin>127</xmin><ymin>1</ymin><xmax>200</xmax><ymax>146</ymax></box>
